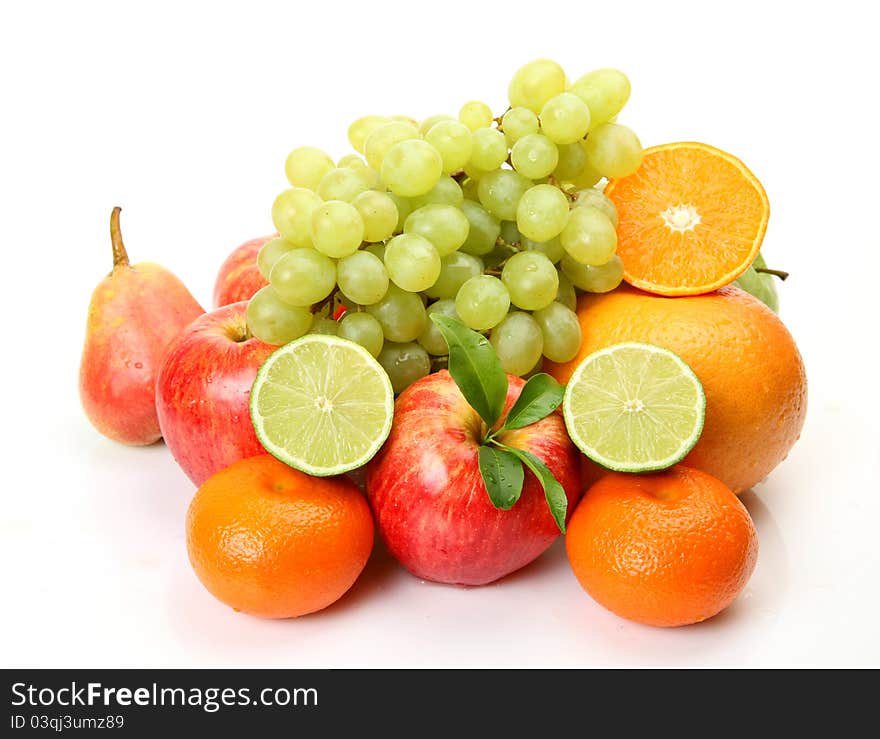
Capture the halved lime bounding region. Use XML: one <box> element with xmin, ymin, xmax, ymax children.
<box><xmin>562</xmin><ymin>342</ymin><xmax>705</xmax><ymax>473</ymax></box>
<box><xmin>250</xmin><ymin>335</ymin><xmax>394</xmax><ymax>477</ymax></box>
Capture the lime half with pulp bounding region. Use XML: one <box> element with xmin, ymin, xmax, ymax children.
<box><xmin>562</xmin><ymin>342</ymin><xmax>705</xmax><ymax>473</ymax></box>
<box><xmin>250</xmin><ymin>335</ymin><xmax>394</xmax><ymax>477</ymax></box>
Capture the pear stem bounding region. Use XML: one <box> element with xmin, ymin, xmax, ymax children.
<box><xmin>755</xmin><ymin>267</ymin><xmax>789</xmax><ymax>281</ymax></box>
<box><xmin>110</xmin><ymin>206</ymin><xmax>130</xmax><ymax>268</ymax></box>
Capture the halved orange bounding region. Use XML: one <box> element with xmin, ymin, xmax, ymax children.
<box><xmin>604</xmin><ymin>142</ymin><xmax>769</xmax><ymax>296</ymax></box>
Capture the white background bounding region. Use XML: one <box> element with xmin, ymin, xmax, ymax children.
<box><xmin>1</xmin><ymin>0</ymin><xmax>878</xmax><ymax>668</ymax></box>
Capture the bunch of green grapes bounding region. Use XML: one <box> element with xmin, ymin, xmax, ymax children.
<box><xmin>247</xmin><ymin>59</ymin><xmax>643</xmax><ymax>394</ymax></box>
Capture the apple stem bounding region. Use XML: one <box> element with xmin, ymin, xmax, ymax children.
<box><xmin>755</xmin><ymin>267</ymin><xmax>789</xmax><ymax>281</ymax></box>
<box><xmin>110</xmin><ymin>207</ymin><xmax>130</xmax><ymax>268</ymax></box>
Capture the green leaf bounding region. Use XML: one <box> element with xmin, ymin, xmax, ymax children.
<box><xmin>478</xmin><ymin>445</ymin><xmax>525</xmax><ymax>510</ymax></box>
<box><xmin>501</xmin><ymin>445</ymin><xmax>568</xmax><ymax>533</ymax></box>
<box><xmin>501</xmin><ymin>373</ymin><xmax>564</xmax><ymax>431</ymax></box>
<box><xmin>430</xmin><ymin>315</ymin><xmax>507</xmax><ymax>428</ymax></box>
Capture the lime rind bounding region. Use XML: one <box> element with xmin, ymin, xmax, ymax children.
<box><xmin>250</xmin><ymin>335</ymin><xmax>394</xmax><ymax>477</ymax></box>
<box><xmin>562</xmin><ymin>342</ymin><xmax>706</xmax><ymax>473</ymax></box>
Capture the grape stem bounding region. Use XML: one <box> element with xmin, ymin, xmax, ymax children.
<box><xmin>312</xmin><ymin>291</ymin><xmax>337</xmax><ymax>318</ymax></box>
<box><xmin>755</xmin><ymin>267</ymin><xmax>789</xmax><ymax>281</ymax></box>
<box><xmin>494</xmin><ymin>106</ymin><xmax>511</xmax><ymax>128</ymax></box>
<box><xmin>109</xmin><ymin>206</ymin><xmax>130</xmax><ymax>268</ymax></box>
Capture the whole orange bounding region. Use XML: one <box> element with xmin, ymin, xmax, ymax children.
<box><xmin>186</xmin><ymin>454</ymin><xmax>374</xmax><ymax>618</ymax></box>
<box><xmin>546</xmin><ymin>285</ymin><xmax>807</xmax><ymax>493</ymax></box>
<box><xmin>566</xmin><ymin>466</ymin><xmax>758</xmax><ymax>627</ymax></box>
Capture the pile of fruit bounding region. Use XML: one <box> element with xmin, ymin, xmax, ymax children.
<box><xmin>80</xmin><ymin>60</ymin><xmax>807</xmax><ymax>630</ymax></box>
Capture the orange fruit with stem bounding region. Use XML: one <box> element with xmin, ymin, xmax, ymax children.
<box><xmin>186</xmin><ymin>454</ymin><xmax>374</xmax><ymax>618</ymax></box>
<box><xmin>605</xmin><ymin>142</ymin><xmax>769</xmax><ymax>296</ymax></box>
<box><xmin>545</xmin><ymin>284</ymin><xmax>807</xmax><ymax>494</ymax></box>
<box><xmin>566</xmin><ymin>465</ymin><xmax>758</xmax><ymax>627</ymax></box>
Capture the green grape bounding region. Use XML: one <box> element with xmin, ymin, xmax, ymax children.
<box><xmin>540</xmin><ymin>92</ymin><xmax>591</xmax><ymax>144</ymax></box>
<box><xmin>410</xmin><ymin>176</ymin><xmax>463</xmax><ymax>209</ymax></box>
<box><xmin>310</xmin><ymin>200</ymin><xmax>365</xmax><ymax>258</ymax></box>
<box><xmin>583</xmin><ymin>123</ymin><xmax>643</xmax><ymax>178</ymax></box>
<box><xmin>573</xmin><ymin>187</ymin><xmax>619</xmax><ymax>226</ymax></box>
<box><xmin>380</xmin><ymin>139</ymin><xmax>443</xmax><ymax>197</ymax></box>
<box><xmin>366</xmin><ymin>284</ymin><xmax>427</xmax><ymax>343</ymax></box>
<box><xmin>308</xmin><ymin>315</ymin><xmax>339</xmax><ymax>335</ymax></box>
<box><xmin>363</xmin><ymin>120</ymin><xmax>420</xmax><ymax>170</ymax></box>
<box><xmin>555</xmin><ymin>270</ymin><xmax>577</xmax><ymax>310</ymax></box>
<box><xmin>246</xmin><ymin>286</ymin><xmax>313</xmax><ymax>345</ymax></box>
<box><xmin>269</xmin><ymin>248</ymin><xmax>336</xmax><ymax>307</ymax></box>
<box><xmin>489</xmin><ymin>312</ymin><xmax>544</xmax><ymax>376</ymax></box>
<box><xmin>316</xmin><ymin>167</ymin><xmax>370</xmax><ymax>202</ymax></box>
<box><xmin>501</xmin><ymin>250</ymin><xmax>559</xmax><ymax>310</ymax></box>
<box><xmin>469</xmin><ymin>128</ymin><xmax>509</xmax><ymax>171</ymax></box>
<box><xmin>561</xmin><ymin>253</ymin><xmax>624</xmax><ymax>293</ymax></box>
<box><xmin>386</xmin><ymin>192</ymin><xmax>412</xmax><ymax>233</ymax></box>
<box><xmin>420</xmin><ymin>113</ymin><xmax>454</xmax><ymax>136</ymax></box>
<box><xmin>553</xmin><ymin>142</ymin><xmax>589</xmax><ymax>181</ymax></box>
<box><xmin>337</xmin><ymin>156</ymin><xmax>383</xmax><ymax>190</ymax></box>
<box><xmin>569</xmin><ymin>69</ymin><xmax>631</xmax><ymax>127</ymax></box>
<box><xmin>364</xmin><ymin>242</ymin><xmax>386</xmax><ymax>260</ymax></box>
<box><xmin>569</xmin><ymin>151</ymin><xmax>603</xmax><ymax>188</ymax></box>
<box><xmin>377</xmin><ymin>341</ymin><xmax>431</xmax><ymax>394</ymax></box>
<box><xmin>284</xmin><ymin>146</ymin><xmax>335</xmax><ymax>190</ymax></box>
<box><xmin>390</xmin><ymin>114</ymin><xmax>420</xmax><ymax>127</ymax></box>
<box><xmin>508</xmin><ymin>59</ymin><xmax>567</xmax><ymax>113</ymax></box>
<box><xmin>364</xmin><ymin>168</ymin><xmax>383</xmax><ymax>190</ymax></box>
<box><xmin>461</xmin><ymin>177</ymin><xmax>480</xmax><ymax>202</ymax></box>
<box><xmin>271</xmin><ymin>188</ymin><xmax>322</xmax><ymax>247</ymax></box>
<box><xmin>459</xmin><ymin>199</ymin><xmax>501</xmax><ymax>255</ymax></box>
<box><xmin>455</xmin><ymin>275</ymin><xmax>510</xmax><ymax>330</ymax></box>
<box><xmin>418</xmin><ymin>299</ymin><xmax>459</xmax><ymax>355</ymax></box>
<box><xmin>560</xmin><ymin>205</ymin><xmax>617</xmax><ymax>265</ymax></box>
<box><xmin>257</xmin><ymin>237</ymin><xmax>296</xmax><ymax>279</ymax></box>
<box><xmin>426</xmin><ymin>251</ymin><xmax>484</xmax><ymax>299</ymax></box>
<box><xmin>352</xmin><ymin>190</ymin><xmax>398</xmax><ymax>243</ymax></box>
<box><xmin>532</xmin><ymin>302</ymin><xmax>582</xmax><ymax>362</ymax></box>
<box><xmin>425</xmin><ymin>120</ymin><xmax>473</xmax><ymax>174</ymax></box>
<box><xmin>336</xmin><ymin>251</ymin><xmax>389</xmax><ymax>305</ymax></box>
<box><xmin>477</xmin><ymin>169</ymin><xmax>533</xmax><ymax>220</ymax></box>
<box><xmin>383</xmin><ymin>233</ymin><xmax>441</xmax><ymax>292</ymax></box>
<box><xmin>337</xmin><ymin>312</ymin><xmax>384</xmax><ymax>357</ymax></box>
<box><xmin>510</xmin><ymin>133</ymin><xmax>559</xmax><ymax>179</ymax></box>
<box><xmin>404</xmin><ymin>204</ymin><xmax>470</xmax><ymax>256</ymax></box>
<box><xmin>500</xmin><ymin>220</ymin><xmax>521</xmax><ymax>245</ymax></box>
<box><xmin>523</xmin><ymin>235</ymin><xmax>564</xmax><ymax>263</ymax></box>
<box><xmin>338</xmin><ymin>153</ymin><xmax>368</xmax><ymax>171</ymax></box>
<box><xmin>501</xmin><ymin>107</ymin><xmax>539</xmax><ymax>145</ymax></box>
<box><xmin>463</xmin><ymin>162</ymin><xmax>490</xmax><ymax>181</ymax></box>
<box><xmin>459</xmin><ymin>100</ymin><xmax>494</xmax><ymax>132</ymax></box>
<box><xmin>516</xmin><ymin>184</ymin><xmax>569</xmax><ymax>242</ymax></box>
<box><xmin>348</xmin><ymin>115</ymin><xmax>390</xmax><ymax>153</ymax></box>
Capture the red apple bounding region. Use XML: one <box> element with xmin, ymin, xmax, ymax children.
<box><xmin>156</xmin><ymin>301</ymin><xmax>277</xmax><ymax>485</ymax></box>
<box><xmin>212</xmin><ymin>235</ymin><xmax>273</xmax><ymax>307</ymax></box>
<box><xmin>365</xmin><ymin>370</ymin><xmax>583</xmax><ymax>586</ymax></box>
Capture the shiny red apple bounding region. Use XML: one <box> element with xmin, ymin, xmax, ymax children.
<box><xmin>365</xmin><ymin>370</ymin><xmax>583</xmax><ymax>586</ymax></box>
<box><xmin>212</xmin><ymin>234</ymin><xmax>273</xmax><ymax>307</ymax></box>
<box><xmin>156</xmin><ymin>301</ymin><xmax>277</xmax><ymax>485</ymax></box>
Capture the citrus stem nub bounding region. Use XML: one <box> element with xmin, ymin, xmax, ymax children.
<box><xmin>110</xmin><ymin>206</ymin><xmax>130</xmax><ymax>268</ymax></box>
